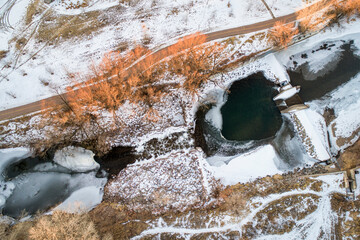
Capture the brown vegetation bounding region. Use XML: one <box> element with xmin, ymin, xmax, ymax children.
<box><xmin>1</xmin><ymin>220</ymin><xmax>34</xmax><ymax>240</ymax></box>
<box><xmin>0</xmin><ymin>223</ymin><xmax>8</xmax><ymax>239</ymax></box>
<box><xmin>296</xmin><ymin>0</ymin><xmax>360</xmax><ymax>33</ymax></box>
<box><xmin>167</xmin><ymin>33</ymin><xmax>228</xmax><ymax>94</ymax></box>
<box><xmin>32</xmin><ymin>33</ymin><xmax>228</xmax><ymax>156</ymax></box>
<box><xmin>268</xmin><ymin>21</ymin><xmax>298</xmax><ymax>48</ymax></box>
<box><xmin>37</xmin><ymin>10</ymin><xmax>106</xmax><ymax>43</ymax></box>
<box><xmin>0</xmin><ymin>50</ymin><xmax>8</xmax><ymax>60</ymax></box>
<box><xmin>29</xmin><ymin>210</ymin><xmax>108</xmax><ymax>240</ymax></box>
<box><xmin>25</xmin><ymin>0</ymin><xmax>42</xmax><ymax>25</ymax></box>
<box><xmin>338</xmin><ymin>138</ymin><xmax>360</xmax><ymax>170</ymax></box>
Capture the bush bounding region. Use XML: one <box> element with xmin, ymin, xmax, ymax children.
<box><xmin>268</xmin><ymin>21</ymin><xmax>298</xmax><ymax>48</ymax></box>
<box><xmin>29</xmin><ymin>211</ymin><xmax>102</xmax><ymax>240</ymax></box>
<box><xmin>297</xmin><ymin>0</ymin><xmax>360</xmax><ymax>33</ymax></box>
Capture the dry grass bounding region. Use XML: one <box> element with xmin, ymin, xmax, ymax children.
<box><xmin>61</xmin><ymin>0</ymin><xmax>90</xmax><ymax>9</ymax></box>
<box><xmin>0</xmin><ymin>223</ymin><xmax>9</xmax><ymax>239</ymax></box>
<box><xmin>29</xmin><ymin>210</ymin><xmax>106</xmax><ymax>240</ymax></box>
<box><xmin>37</xmin><ymin>10</ymin><xmax>107</xmax><ymax>43</ymax></box>
<box><xmin>344</xmin><ymin>211</ymin><xmax>360</xmax><ymax>237</ymax></box>
<box><xmin>339</xmin><ymin>139</ymin><xmax>360</xmax><ymax>170</ymax></box>
<box><xmin>241</xmin><ymin>194</ymin><xmax>320</xmax><ymax>237</ymax></box>
<box><xmin>221</xmin><ymin>190</ymin><xmax>248</xmax><ymax>216</ymax></box>
<box><xmin>15</xmin><ymin>37</ymin><xmax>27</xmax><ymax>51</ymax></box>
<box><xmin>297</xmin><ymin>0</ymin><xmax>360</xmax><ymax>33</ymax></box>
<box><xmin>4</xmin><ymin>221</ymin><xmax>34</xmax><ymax>240</ymax></box>
<box><xmin>0</xmin><ymin>210</ymin><xmax>114</xmax><ymax>240</ymax></box>
<box><xmin>0</xmin><ymin>50</ymin><xmax>8</xmax><ymax>60</ymax></box>
<box><xmin>25</xmin><ymin>0</ymin><xmax>43</xmax><ymax>25</ymax></box>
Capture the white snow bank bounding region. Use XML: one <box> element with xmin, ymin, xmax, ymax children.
<box><xmin>0</xmin><ymin>148</ymin><xmax>30</xmax><ymax>209</ymax></box>
<box><xmin>292</xmin><ymin>109</ymin><xmax>331</xmax><ymax>161</ymax></box>
<box><xmin>53</xmin><ymin>186</ymin><xmax>103</xmax><ymax>213</ymax></box>
<box><xmin>208</xmin><ymin>145</ymin><xmax>282</xmax><ymax>185</ymax></box>
<box><xmin>326</xmin><ymin>73</ymin><xmax>360</xmax><ymax>139</ymax></box>
<box><xmin>53</xmin><ymin>146</ymin><xmax>99</xmax><ymax>172</ymax></box>
<box><xmin>0</xmin><ymin>147</ymin><xmax>30</xmax><ymax>177</ymax></box>
<box><xmin>204</xmin><ymin>89</ymin><xmax>227</xmax><ymax>130</ymax></box>
<box><xmin>309</xmin><ymin>72</ymin><xmax>360</xmax><ymax>149</ymax></box>
<box><xmin>106</xmin><ymin>148</ymin><xmax>220</xmax><ymax>213</ymax></box>
<box><xmin>273</xmin><ymin>86</ymin><xmax>299</xmax><ymax>101</ymax></box>
<box><xmin>264</xmin><ymin>54</ymin><xmax>290</xmax><ymax>83</ymax></box>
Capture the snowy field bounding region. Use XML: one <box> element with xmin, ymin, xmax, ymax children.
<box><xmin>0</xmin><ymin>0</ymin><xmax>309</xmax><ymax>110</ymax></box>
<box><xmin>132</xmin><ymin>174</ymin><xmax>353</xmax><ymax>239</ymax></box>
<box><xmin>1</xmin><ymin>1</ymin><xmax>360</xmax><ymax>233</ymax></box>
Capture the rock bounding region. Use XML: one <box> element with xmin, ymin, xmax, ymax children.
<box><xmin>338</xmin><ymin>139</ymin><xmax>360</xmax><ymax>170</ymax></box>
<box><xmin>53</xmin><ymin>146</ymin><xmax>99</xmax><ymax>172</ymax></box>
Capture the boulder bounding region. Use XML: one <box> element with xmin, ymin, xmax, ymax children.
<box><xmin>53</xmin><ymin>146</ymin><xmax>99</xmax><ymax>172</ymax></box>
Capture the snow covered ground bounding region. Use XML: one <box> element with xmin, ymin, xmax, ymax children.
<box><xmin>105</xmin><ymin>148</ymin><xmax>221</xmax><ymax>213</ymax></box>
<box><xmin>132</xmin><ymin>173</ymin><xmax>351</xmax><ymax>239</ymax></box>
<box><xmin>0</xmin><ymin>0</ymin><xmax>309</xmax><ymax>111</ymax></box>
<box><xmin>207</xmin><ymin>145</ymin><xmax>283</xmax><ymax>185</ymax></box>
<box><xmin>290</xmin><ymin>109</ymin><xmax>330</xmax><ymax>161</ymax></box>
<box><xmin>309</xmin><ymin>72</ymin><xmax>360</xmax><ymax>150</ymax></box>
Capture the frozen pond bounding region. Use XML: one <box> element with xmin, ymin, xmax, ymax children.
<box><xmin>287</xmin><ymin>41</ymin><xmax>360</xmax><ymax>102</ymax></box>
<box><xmin>199</xmin><ymin>37</ymin><xmax>360</xmax><ymax>174</ymax></box>
<box><xmin>0</xmin><ymin>149</ymin><xmax>106</xmax><ymax>218</ymax></box>
<box><xmin>196</xmin><ymin>72</ymin><xmax>283</xmax><ymax>157</ymax></box>
<box><xmin>220</xmin><ymin>73</ymin><xmax>282</xmax><ymax>141</ymax></box>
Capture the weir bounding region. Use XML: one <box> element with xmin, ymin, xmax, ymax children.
<box><xmin>273</xmin><ymin>82</ymin><xmax>331</xmax><ymax>162</ymax></box>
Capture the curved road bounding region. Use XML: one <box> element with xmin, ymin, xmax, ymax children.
<box><xmin>0</xmin><ymin>12</ymin><xmax>297</xmax><ymax>122</ymax></box>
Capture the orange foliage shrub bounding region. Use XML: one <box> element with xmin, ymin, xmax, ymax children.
<box><xmin>167</xmin><ymin>32</ymin><xmax>227</xmax><ymax>94</ymax></box>
<box><xmin>268</xmin><ymin>21</ymin><xmax>298</xmax><ymax>48</ymax></box>
<box><xmin>296</xmin><ymin>1</ymin><xmax>328</xmax><ymax>32</ymax></box>
<box><xmin>342</xmin><ymin>0</ymin><xmax>360</xmax><ymax>18</ymax></box>
<box><xmin>37</xmin><ymin>33</ymin><xmax>228</xmax><ymax>155</ymax></box>
<box><xmin>297</xmin><ymin>0</ymin><xmax>360</xmax><ymax>33</ymax></box>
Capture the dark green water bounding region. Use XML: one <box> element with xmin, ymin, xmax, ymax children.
<box><xmin>220</xmin><ymin>73</ymin><xmax>283</xmax><ymax>141</ymax></box>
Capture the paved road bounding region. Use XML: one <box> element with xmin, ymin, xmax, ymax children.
<box><xmin>0</xmin><ymin>12</ymin><xmax>297</xmax><ymax>122</ymax></box>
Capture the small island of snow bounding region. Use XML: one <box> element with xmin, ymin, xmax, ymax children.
<box><xmin>53</xmin><ymin>146</ymin><xmax>99</xmax><ymax>172</ymax></box>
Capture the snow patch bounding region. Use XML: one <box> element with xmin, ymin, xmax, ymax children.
<box><xmin>208</xmin><ymin>145</ymin><xmax>282</xmax><ymax>185</ymax></box>
<box><xmin>52</xmin><ymin>186</ymin><xmax>103</xmax><ymax>213</ymax></box>
<box><xmin>0</xmin><ymin>147</ymin><xmax>31</xmax><ymax>177</ymax></box>
<box><xmin>291</xmin><ymin>109</ymin><xmax>331</xmax><ymax>161</ymax></box>
<box><xmin>204</xmin><ymin>89</ymin><xmax>227</xmax><ymax>130</ymax></box>
<box><xmin>308</xmin><ymin>72</ymin><xmax>360</xmax><ymax>149</ymax></box>
<box><xmin>105</xmin><ymin>148</ymin><xmax>220</xmax><ymax>213</ymax></box>
<box><xmin>273</xmin><ymin>86</ymin><xmax>299</xmax><ymax>101</ymax></box>
<box><xmin>264</xmin><ymin>54</ymin><xmax>290</xmax><ymax>83</ymax></box>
